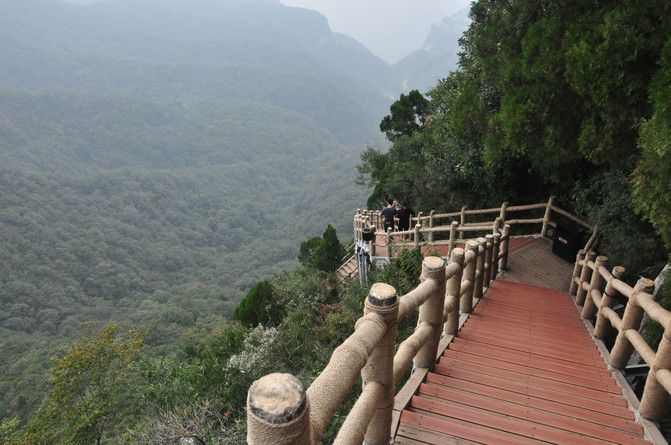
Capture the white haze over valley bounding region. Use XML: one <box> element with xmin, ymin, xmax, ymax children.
<box><xmin>279</xmin><ymin>0</ymin><xmax>472</xmax><ymax>63</ymax></box>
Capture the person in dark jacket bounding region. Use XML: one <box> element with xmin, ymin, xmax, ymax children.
<box><xmin>379</xmin><ymin>198</ymin><xmax>397</xmax><ymax>233</ymax></box>
<box><xmin>397</xmin><ymin>202</ymin><xmax>415</xmax><ymax>233</ymax></box>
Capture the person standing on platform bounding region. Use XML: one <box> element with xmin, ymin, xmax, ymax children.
<box><xmin>379</xmin><ymin>199</ymin><xmax>397</xmax><ymax>233</ymax></box>
<box><xmin>397</xmin><ymin>202</ymin><xmax>415</xmax><ymax>235</ymax></box>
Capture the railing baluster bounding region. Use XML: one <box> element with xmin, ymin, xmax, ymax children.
<box><xmin>461</xmin><ymin>240</ymin><xmax>479</xmax><ymax>314</ymax></box>
<box><xmin>610</xmin><ymin>279</ymin><xmax>655</xmax><ymax>370</ymax></box>
<box><xmin>483</xmin><ymin>234</ymin><xmax>494</xmax><ymax>286</ymax></box>
<box><xmin>444</xmin><ymin>248</ymin><xmax>465</xmax><ymax>336</ymax></box>
<box><xmin>593</xmin><ymin>266</ymin><xmax>625</xmax><ymax>339</ymax></box>
<box><xmin>498</xmin><ymin>224</ymin><xmax>510</xmax><ymax>271</ymax></box>
<box><xmin>356</xmin><ymin>283</ymin><xmax>398</xmax><ymax>445</ymax></box>
<box><xmin>575</xmin><ymin>251</ymin><xmax>596</xmax><ymax>306</ymax></box>
<box><xmin>473</xmin><ymin>237</ymin><xmax>486</xmax><ymax>301</ymax></box>
<box><xmin>640</xmin><ymin>313</ymin><xmax>671</xmax><ymax>420</ymax></box>
<box><xmin>581</xmin><ymin>256</ymin><xmax>608</xmax><ymax>319</ymax></box>
<box><xmin>414</xmin><ymin>257</ymin><xmax>447</xmax><ymax>369</ymax></box>
<box><xmin>569</xmin><ymin>249</ymin><xmax>586</xmax><ymax>295</ymax></box>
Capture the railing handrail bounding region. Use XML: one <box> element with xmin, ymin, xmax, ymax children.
<box><xmin>354</xmin><ymin>197</ymin><xmax>595</xmax><ymax>261</ymax></box>
<box><xmin>246</xmin><ymin>227</ymin><xmax>507</xmax><ymax>444</ymax></box>
<box><xmin>570</xmin><ymin>249</ymin><xmax>669</xmax><ymax>422</ymax></box>
<box><xmin>246</xmin><ymin>198</ymin><xmax>607</xmax><ymax>444</ymax></box>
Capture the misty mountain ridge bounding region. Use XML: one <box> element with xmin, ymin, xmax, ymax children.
<box><xmin>0</xmin><ymin>0</ymin><xmax>468</xmax><ymax>422</ymax></box>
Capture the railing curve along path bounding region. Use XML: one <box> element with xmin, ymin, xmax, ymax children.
<box><xmin>248</xmin><ymin>200</ymin><xmax>668</xmax><ymax>444</ymax></box>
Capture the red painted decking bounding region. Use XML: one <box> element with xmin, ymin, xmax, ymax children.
<box><xmin>396</xmin><ymin>280</ymin><xmax>651</xmax><ymax>444</ymax></box>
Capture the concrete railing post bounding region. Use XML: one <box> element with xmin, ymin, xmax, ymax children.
<box><xmin>414</xmin><ymin>257</ymin><xmax>447</xmax><ymax>369</ymax></box>
<box><xmin>444</xmin><ymin>248</ymin><xmax>465</xmax><ymax>336</ymax></box>
<box><xmin>640</xmin><ymin>316</ymin><xmax>671</xmax><ymax>420</ymax></box>
<box><xmin>483</xmin><ymin>234</ymin><xmax>494</xmax><ymax>286</ymax></box>
<box><xmin>499</xmin><ymin>201</ymin><xmax>508</xmax><ymax>224</ymax></box>
<box><xmin>247</xmin><ymin>373</ymin><xmax>311</xmax><ymax>445</ymax></box>
<box><xmin>575</xmin><ymin>251</ymin><xmax>597</xmax><ymax>306</ymax></box>
<box><xmin>594</xmin><ymin>266</ymin><xmax>625</xmax><ymax>339</ymax></box>
<box><xmin>610</xmin><ymin>278</ymin><xmax>655</xmax><ymax>370</ymax></box>
<box><xmin>448</xmin><ymin>221</ymin><xmax>458</xmax><ymax>255</ymax></box>
<box><xmin>498</xmin><ymin>224</ymin><xmax>511</xmax><ymax>271</ymax></box>
<box><xmin>460</xmin><ymin>206</ymin><xmax>467</xmax><ymax>226</ymax></box>
<box><xmin>540</xmin><ymin>196</ymin><xmax>555</xmax><ymax>238</ymax></box>
<box><xmin>413</xmin><ymin>224</ymin><xmax>421</xmax><ymax>249</ymax></box>
<box><xmin>473</xmin><ymin>237</ymin><xmax>486</xmax><ymax>301</ymax></box>
<box><xmin>429</xmin><ymin>210</ymin><xmax>435</xmax><ymax>243</ymax></box>
<box><xmin>491</xmin><ymin>233</ymin><xmax>501</xmax><ymax>278</ymax></box>
<box><xmin>461</xmin><ymin>240</ymin><xmax>479</xmax><ymax>314</ymax></box>
<box><xmin>386</xmin><ymin>228</ymin><xmax>392</xmax><ymax>260</ymax></box>
<box><xmin>360</xmin><ymin>283</ymin><xmax>399</xmax><ymax>445</ymax></box>
<box><xmin>569</xmin><ymin>249</ymin><xmax>586</xmax><ymax>295</ymax></box>
<box><xmin>581</xmin><ymin>256</ymin><xmax>608</xmax><ymax>320</ymax></box>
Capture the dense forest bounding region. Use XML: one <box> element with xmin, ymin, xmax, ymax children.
<box><xmin>2</xmin><ymin>0</ymin><xmax>671</xmax><ymax>444</ymax></box>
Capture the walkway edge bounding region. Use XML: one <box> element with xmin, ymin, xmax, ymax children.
<box><xmin>576</xmin><ymin>301</ymin><xmax>667</xmax><ymax>444</ymax></box>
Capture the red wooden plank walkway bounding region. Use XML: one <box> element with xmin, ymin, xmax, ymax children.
<box><xmin>396</xmin><ymin>280</ymin><xmax>652</xmax><ymax>444</ymax></box>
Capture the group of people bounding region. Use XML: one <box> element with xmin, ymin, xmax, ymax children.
<box><xmin>379</xmin><ymin>199</ymin><xmax>415</xmax><ymax>233</ymax></box>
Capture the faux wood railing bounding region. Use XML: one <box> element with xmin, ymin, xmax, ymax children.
<box><xmin>570</xmin><ymin>251</ymin><xmax>670</xmax><ymax>420</ymax></box>
<box><xmin>246</xmin><ymin>226</ymin><xmax>507</xmax><ymax>444</ymax></box>
<box><xmin>354</xmin><ymin>196</ymin><xmax>594</xmax><ymax>260</ymax></box>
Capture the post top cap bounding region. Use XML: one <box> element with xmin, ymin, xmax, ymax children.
<box><xmin>423</xmin><ymin>256</ymin><xmax>446</xmax><ymax>272</ymax></box>
<box><xmin>368</xmin><ymin>283</ymin><xmax>397</xmax><ymax>307</ymax></box>
<box><xmin>248</xmin><ymin>373</ymin><xmax>306</xmax><ymax>424</ymax></box>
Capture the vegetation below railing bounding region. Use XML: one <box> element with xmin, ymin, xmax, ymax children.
<box><xmin>247</xmin><ymin>220</ymin><xmax>508</xmax><ymax>444</ymax></box>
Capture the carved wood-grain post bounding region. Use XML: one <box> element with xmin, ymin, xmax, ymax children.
<box><xmin>460</xmin><ymin>206</ymin><xmax>467</xmax><ymax>226</ymax></box>
<box><xmin>444</xmin><ymin>247</ymin><xmax>465</xmax><ymax>336</ymax></box>
<box><xmin>429</xmin><ymin>210</ymin><xmax>435</xmax><ymax>243</ymax></box>
<box><xmin>473</xmin><ymin>237</ymin><xmax>486</xmax><ymax>301</ymax></box>
<box><xmin>594</xmin><ymin>266</ymin><xmax>625</xmax><ymax>339</ymax></box>
<box><xmin>247</xmin><ymin>373</ymin><xmax>311</xmax><ymax>445</ymax></box>
<box><xmin>575</xmin><ymin>251</ymin><xmax>597</xmax><ymax>306</ymax></box>
<box><xmin>414</xmin><ymin>257</ymin><xmax>447</xmax><ymax>369</ymax></box>
<box><xmin>461</xmin><ymin>240</ymin><xmax>479</xmax><ymax>314</ymax></box>
<box><xmin>569</xmin><ymin>249</ymin><xmax>586</xmax><ymax>296</ymax></box>
<box><xmin>581</xmin><ymin>256</ymin><xmax>608</xmax><ymax>320</ymax></box>
<box><xmin>498</xmin><ymin>224</ymin><xmax>511</xmax><ymax>271</ymax></box>
<box><xmin>491</xmin><ymin>233</ymin><xmax>501</xmax><ymax>279</ymax></box>
<box><xmin>540</xmin><ymin>196</ymin><xmax>555</xmax><ymax>238</ymax></box>
<box><xmin>448</xmin><ymin>221</ymin><xmax>458</xmax><ymax>255</ymax></box>
<box><xmin>413</xmin><ymin>224</ymin><xmax>421</xmax><ymax>249</ymax></box>
<box><xmin>610</xmin><ymin>279</ymin><xmax>655</xmax><ymax>370</ymax></box>
<box><xmin>640</xmin><ymin>313</ymin><xmax>671</xmax><ymax>420</ymax></box>
<box><xmin>499</xmin><ymin>201</ymin><xmax>508</xmax><ymax>224</ymax></box>
<box><xmin>386</xmin><ymin>227</ymin><xmax>392</xmax><ymax>260</ymax></box>
<box><xmin>361</xmin><ymin>283</ymin><xmax>399</xmax><ymax>445</ymax></box>
<box><xmin>483</xmin><ymin>234</ymin><xmax>494</xmax><ymax>286</ymax></box>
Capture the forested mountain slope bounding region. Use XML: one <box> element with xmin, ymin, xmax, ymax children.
<box><xmin>0</xmin><ymin>0</ymin><xmax>393</xmax><ymax>421</ymax></box>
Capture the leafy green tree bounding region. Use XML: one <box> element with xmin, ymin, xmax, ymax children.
<box><xmin>379</xmin><ymin>90</ymin><xmax>429</xmax><ymax>141</ymax></box>
<box><xmin>233</xmin><ymin>280</ymin><xmax>282</xmax><ymax>327</ymax></box>
<box><xmin>633</xmin><ymin>37</ymin><xmax>671</xmax><ymax>256</ymax></box>
<box><xmin>298</xmin><ymin>235</ymin><xmax>321</xmax><ymax>267</ymax></box>
<box><xmin>18</xmin><ymin>324</ymin><xmax>144</xmax><ymax>445</ymax></box>
<box><xmin>313</xmin><ymin>224</ymin><xmax>346</xmax><ymax>273</ymax></box>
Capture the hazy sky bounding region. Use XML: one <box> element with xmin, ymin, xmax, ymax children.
<box><xmin>279</xmin><ymin>0</ymin><xmax>472</xmax><ymax>63</ymax></box>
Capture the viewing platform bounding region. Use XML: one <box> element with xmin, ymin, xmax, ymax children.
<box><xmin>248</xmin><ymin>199</ymin><xmax>669</xmax><ymax>444</ymax></box>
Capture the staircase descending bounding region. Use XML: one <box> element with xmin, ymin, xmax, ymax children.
<box><xmin>396</xmin><ymin>280</ymin><xmax>651</xmax><ymax>444</ymax></box>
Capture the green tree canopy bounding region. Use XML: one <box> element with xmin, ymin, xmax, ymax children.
<box><xmin>19</xmin><ymin>324</ymin><xmax>144</xmax><ymax>445</ymax></box>
<box><xmin>313</xmin><ymin>224</ymin><xmax>346</xmax><ymax>273</ymax></box>
<box><xmin>379</xmin><ymin>89</ymin><xmax>430</xmax><ymax>141</ymax></box>
<box><xmin>233</xmin><ymin>280</ymin><xmax>282</xmax><ymax>327</ymax></box>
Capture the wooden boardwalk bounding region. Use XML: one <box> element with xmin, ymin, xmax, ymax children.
<box><xmin>392</xmin><ymin>237</ymin><xmax>662</xmax><ymax>444</ymax></box>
